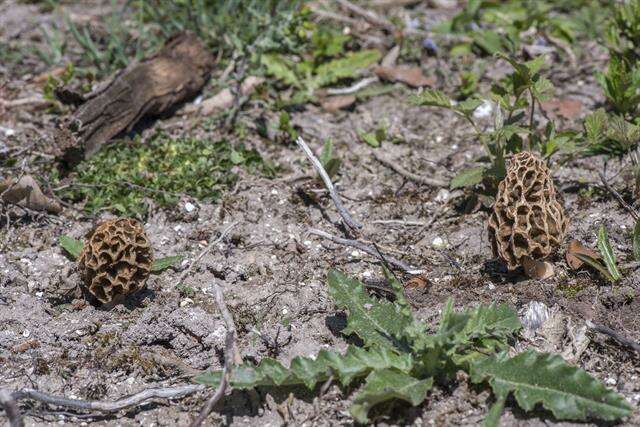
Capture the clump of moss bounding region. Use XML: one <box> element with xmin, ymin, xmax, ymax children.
<box><xmin>61</xmin><ymin>133</ymin><xmax>274</xmax><ymax>216</ymax></box>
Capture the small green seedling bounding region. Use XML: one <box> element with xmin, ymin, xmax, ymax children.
<box><xmin>59</xmin><ymin>235</ymin><xmax>182</xmax><ymax>272</ymax></box>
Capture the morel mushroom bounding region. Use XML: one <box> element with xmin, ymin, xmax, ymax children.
<box><xmin>487</xmin><ymin>152</ymin><xmax>568</xmax><ymax>271</ymax></box>
<box><xmin>78</xmin><ymin>218</ymin><xmax>154</xmax><ymax>303</ymax></box>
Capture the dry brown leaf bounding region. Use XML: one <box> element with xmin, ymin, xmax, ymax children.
<box><xmin>381</xmin><ymin>45</ymin><xmax>400</xmax><ymax>67</ymax></box>
<box><xmin>404</xmin><ymin>274</ymin><xmax>430</xmax><ymax>290</ymax></box>
<box><xmin>0</xmin><ymin>175</ymin><xmax>62</xmax><ymax>214</ymax></box>
<box><xmin>185</xmin><ymin>76</ymin><xmax>265</xmax><ymax>116</ymax></box>
<box><xmin>320</xmin><ymin>95</ymin><xmax>356</xmax><ymax>112</ymax></box>
<box><xmin>541</xmin><ymin>98</ymin><xmax>583</xmax><ymax>120</ymax></box>
<box><xmin>375</xmin><ymin>65</ymin><xmax>435</xmax><ymax>88</ymax></box>
<box><xmin>522</xmin><ymin>256</ymin><xmax>555</xmax><ymax>280</ymax></box>
<box><xmin>566</xmin><ymin>239</ymin><xmax>601</xmax><ymax>270</ymax></box>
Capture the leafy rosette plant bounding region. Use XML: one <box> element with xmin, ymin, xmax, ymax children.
<box><xmin>195</xmin><ymin>270</ymin><xmax>632</xmax><ymax>424</ymax></box>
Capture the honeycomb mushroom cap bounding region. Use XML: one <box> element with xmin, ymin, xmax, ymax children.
<box><xmin>78</xmin><ymin>218</ymin><xmax>154</xmax><ymax>303</ymax></box>
<box><xmin>487</xmin><ymin>152</ymin><xmax>568</xmax><ymax>270</ymax></box>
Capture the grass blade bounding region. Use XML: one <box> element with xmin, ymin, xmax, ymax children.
<box><xmin>572</xmin><ymin>253</ymin><xmax>615</xmax><ymax>282</ymax></box>
<box><xmin>596</xmin><ymin>225</ymin><xmax>621</xmax><ymax>281</ymax></box>
<box><xmin>633</xmin><ymin>219</ymin><xmax>640</xmax><ymax>262</ymax></box>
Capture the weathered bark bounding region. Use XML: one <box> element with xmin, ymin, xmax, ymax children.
<box><xmin>53</xmin><ymin>32</ymin><xmax>214</xmax><ymax>169</ymax></box>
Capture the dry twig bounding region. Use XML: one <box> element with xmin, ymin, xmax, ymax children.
<box><xmin>190</xmin><ymin>281</ymin><xmax>239</xmax><ymax>426</ymax></box>
<box><xmin>598</xmin><ymin>172</ymin><xmax>640</xmax><ymax>221</ymax></box>
<box><xmin>373</xmin><ymin>150</ymin><xmax>448</xmax><ymax>187</ymax></box>
<box><xmin>309</xmin><ymin>228</ymin><xmax>423</xmax><ymax>274</ymax></box>
<box><xmin>296</xmin><ymin>136</ymin><xmax>363</xmax><ymax>230</ymax></box>
<box><xmin>11</xmin><ymin>384</ymin><xmax>205</xmax><ymax>413</ymax></box>
<box><xmin>326</xmin><ymin>76</ymin><xmax>379</xmax><ymax>95</ymax></box>
<box><xmin>586</xmin><ymin>320</ymin><xmax>640</xmax><ymax>354</ymax></box>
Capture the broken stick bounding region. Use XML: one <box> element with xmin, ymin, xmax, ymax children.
<box><xmin>54</xmin><ymin>32</ymin><xmax>214</xmax><ymax>169</ymax></box>
<box><xmin>296</xmin><ymin>136</ymin><xmax>363</xmax><ymax>230</ymax></box>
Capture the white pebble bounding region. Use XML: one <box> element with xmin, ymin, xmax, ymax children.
<box><xmin>184</xmin><ymin>202</ymin><xmax>195</xmax><ymax>212</ymax></box>
<box><xmin>350</xmin><ymin>250</ymin><xmax>361</xmax><ymax>257</ymax></box>
<box><xmin>431</xmin><ymin>237</ymin><xmax>445</xmax><ymax>248</ymax></box>
<box><xmin>180</xmin><ymin>298</ymin><xmax>194</xmax><ymax>307</ymax></box>
<box><xmin>435</xmin><ymin>189</ymin><xmax>450</xmax><ymax>203</ymax></box>
<box><xmin>22</xmin><ymin>330</ymin><xmax>30</xmax><ymax>338</ymax></box>
<box><xmin>473</xmin><ymin>99</ymin><xmax>494</xmax><ymax>119</ymax></box>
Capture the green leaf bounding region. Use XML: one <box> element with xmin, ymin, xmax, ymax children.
<box><xmin>195</xmin><ymin>345</ymin><xmax>413</xmax><ymax>390</ymax></box>
<box><xmin>633</xmin><ymin>219</ymin><xmax>640</xmax><ymax>262</ymax></box>
<box><xmin>572</xmin><ymin>253</ymin><xmax>615</xmax><ymax>282</ymax></box>
<box><xmin>358</xmin><ymin>130</ymin><xmax>381</xmax><ymax>147</ymax></box>
<box><xmin>409</xmin><ymin>89</ymin><xmax>452</xmax><ymax>109</ymax></box>
<box><xmin>229</xmin><ymin>150</ymin><xmax>245</xmax><ymax>165</ymax></box>
<box><xmin>350</xmin><ymin>369</ymin><xmax>433</xmax><ymax>423</ymax></box>
<box><xmin>327</xmin><ymin>269</ymin><xmax>413</xmax><ymax>350</ymax></box>
<box><xmin>597</xmin><ymin>225</ymin><xmax>622</xmax><ymax>281</ymax></box>
<box><xmin>151</xmin><ymin>255</ymin><xmax>184</xmax><ymax>272</ymax></box>
<box><xmin>311</xmin><ymin>49</ymin><xmax>381</xmax><ymax>90</ymax></box>
<box><xmin>59</xmin><ymin>235</ymin><xmax>83</xmax><ymax>259</ymax></box>
<box><xmin>471</xmin><ymin>350</ymin><xmax>633</xmax><ymax>422</ymax></box>
<box><xmin>450</xmin><ymin>167</ymin><xmax>485</xmax><ymax>189</ymax></box>
<box><xmin>261</xmin><ymin>53</ymin><xmax>300</xmax><ymax>87</ymax></box>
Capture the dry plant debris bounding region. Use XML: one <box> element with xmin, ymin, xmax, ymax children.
<box><xmin>78</xmin><ymin>218</ymin><xmax>154</xmax><ymax>303</ymax></box>
<box><xmin>488</xmin><ymin>152</ymin><xmax>568</xmax><ymax>271</ymax></box>
<box><xmin>0</xmin><ymin>175</ymin><xmax>62</xmax><ymax>213</ymax></box>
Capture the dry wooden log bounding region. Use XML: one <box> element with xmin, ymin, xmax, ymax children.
<box><xmin>53</xmin><ymin>32</ymin><xmax>214</xmax><ymax>169</ymax></box>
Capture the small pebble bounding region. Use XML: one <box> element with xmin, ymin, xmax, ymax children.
<box><xmin>184</xmin><ymin>202</ymin><xmax>195</xmax><ymax>212</ymax></box>
<box><xmin>435</xmin><ymin>189</ymin><xmax>450</xmax><ymax>203</ymax></box>
<box><xmin>432</xmin><ymin>237</ymin><xmax>446</xmax><ymax>248</ymax></box>
<box><xmin>180</xmin><ymin>298</ymin><xmax>194</xmax><ymax>307</ymax></box>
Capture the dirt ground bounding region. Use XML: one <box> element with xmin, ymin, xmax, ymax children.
<box><xmin>1</xmin><ymin>1</ymin><xmax>639</xmax><ymax>426</ymax></box>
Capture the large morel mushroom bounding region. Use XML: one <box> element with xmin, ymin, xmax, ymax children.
<box><xmin>78</xmin><ymin>218</ymin><xmax>154</xmax><ymax>303</ymax></box>
<box><xmin>487</xmin><ymin>151</ymin><xmax>568</xmax><ymax>271</ymax></box>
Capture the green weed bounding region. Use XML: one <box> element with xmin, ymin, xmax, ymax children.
<box><xmin>57</xmin><ymin>133</ymin><xmax>274</xmax><ymax>216</ymax></box>
<box><xmin>196</xmin><ymin>269</ymin><xmax>631</xmax><ymax>424</ymax></box>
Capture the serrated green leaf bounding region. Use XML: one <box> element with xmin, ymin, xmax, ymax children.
<box><xmin>409</xmin><ymin>89</ymin><xmax>452</xmax><ymax>109</ymax></box>
<box><xmin>456</xmin><ymin>98</ymin><xmax>484</xmax><ymax>116</ymax></box>
<box><xmin>151</xmin><ymin>255</ymin><xmax>183</xmax><ymax>272</ymax></box>
<box><xmin>311</xmin><ymin>49</ymin><xmax>381</xmax><ymax>90</ymax></box>
<box><xmin>597</xmin><ymin>225</ymin><xmax>622</xmax><ymax>281</ymax></box>
<box><xmin>261</xmin><ymin>53</ymin><xmax>300</xmax><ymax>87</ymax></box>
<box><xmin>195</xmin><ymin>345</ymin><xmax>413</xmax><ymax>390</ymax></box>
<box><xmin>450</xmin><ymin>167</ymin><xmax>485</xmax><ymax>189</ymax></box>
<box><xmin>327</xmin><ymin>269</ymin><xmax>413</xmax><ymax>350</ymax></box>
<box><xmin>633</xmin><ymin>219</ymin><xmax>640</xmax><ymax>262</ymax></box>
<box><xmin>350</xmin><ymin>369</ymin><xmax>433</xmax><ymax>423</ymax></box>
<box><xmin>59</xmin><ymin>235</ymin><xmax>83</xmax><ymax>259</ymax></box>
<box><xmin>471</xmin><ymin>350</ymin><xmax>632</xmax><ymax>422</ymax></box>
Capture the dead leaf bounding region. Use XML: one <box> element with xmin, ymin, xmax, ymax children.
<box><xmin>404</xmin><ymin>274</ymin><xmax>430</xmax><ymax>290</ymax></box>
<box><xmin>541</xmin><ymin>98</ymin><xmax>583</xmax><ymax>120</ymax></box>
<box><xmin>375</xmin><ymin>65</ymin><xmax>435</xmax><ymax>88</ymax></box>
<box><xmin>183</xmin><ymin>76</ymin><xmax>265</xmax><ymax>116</ymax></box>
<box><xmin>566</xmin><ymin>239</ymin><xmax>601</xmax><ymax>270</ymax></box>
<box><xmin>0</xmin><ymin>175</ymin><xmax>62</xmax><ymax>214</ymax></box>
<box><xmin>381</xmin><ymin>45</ymin><xmax>400</xmax><ymax>67</ymax></box>
<box><xmin>320</xmin><ymin>95</ymin><xmax>356</xmax><ymax>112</ymax></box>
<box><xmin>11</xmin><ymin>339</ymin><xmax>40</xmax><ymax>353</ymax></box>
<box><xmin>521</xmin><ymin>256</ymin><xmax>555</xmax><ymax>280</ymax></box>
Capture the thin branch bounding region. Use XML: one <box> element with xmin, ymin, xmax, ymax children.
<box><xmin>372</xmin><ymin>150</ymin><xmax>448</xmax><ymax>187</ymax></box>
<box><xmin>176</xmin><ymin>222</ymin><xmax>239</xmax><ymax>288</ymax></box>
<box><xmin>309</xmin><ymin>228</ymin><xmax>423</xmax><ymax>274</ymax></box>
<box><xmin>334</xmin><ymin>0</ymin><xmax>395</xmax><ymax>31</ymax></box>
<box><xmin>295</xmin><ymin>136</ymin><xmax>363</xmax><ymax>230</ymax></box>
<box><xmin>586</xmin><ymin>320</ymin><xmax>640</xmax><ymax>354</ymax></box>
<box><xmin>11</xmin><ymin>384</ymin><xmax>205</xmax><ymax>413</ymax></box>
<box><xmin>598</xmin><ymin>172</ymin><xmax>640</xmax><ymax>221</ymax></box>
<box><xmin>190</xmin><ymin>281</ymin><xmax>239</xmax><ymax>427</ymax></box>
<box><xmin>326</xmin><ymin>77</ymin><xmax>379</xmax><ymax>96</ymax></box>
<box><xmin>372</xmin><ymin>219</ymin><xmax>428</xmax><ymax>227</ymax></box>
<box><xmin>0</xmin><ymin>388</ymin><xmax>23</xmax><ymax>427</ymax></box>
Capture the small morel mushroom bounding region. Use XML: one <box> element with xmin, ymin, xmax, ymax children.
<box><xmin>487</xmin><ymin>152</ymin><xmax>568</xmax><ymax>271</ymax></box>
<box><xmin>78</xmin><ymin>218</ymin><xmax>153</xmax><ymax>303</ymax></box>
